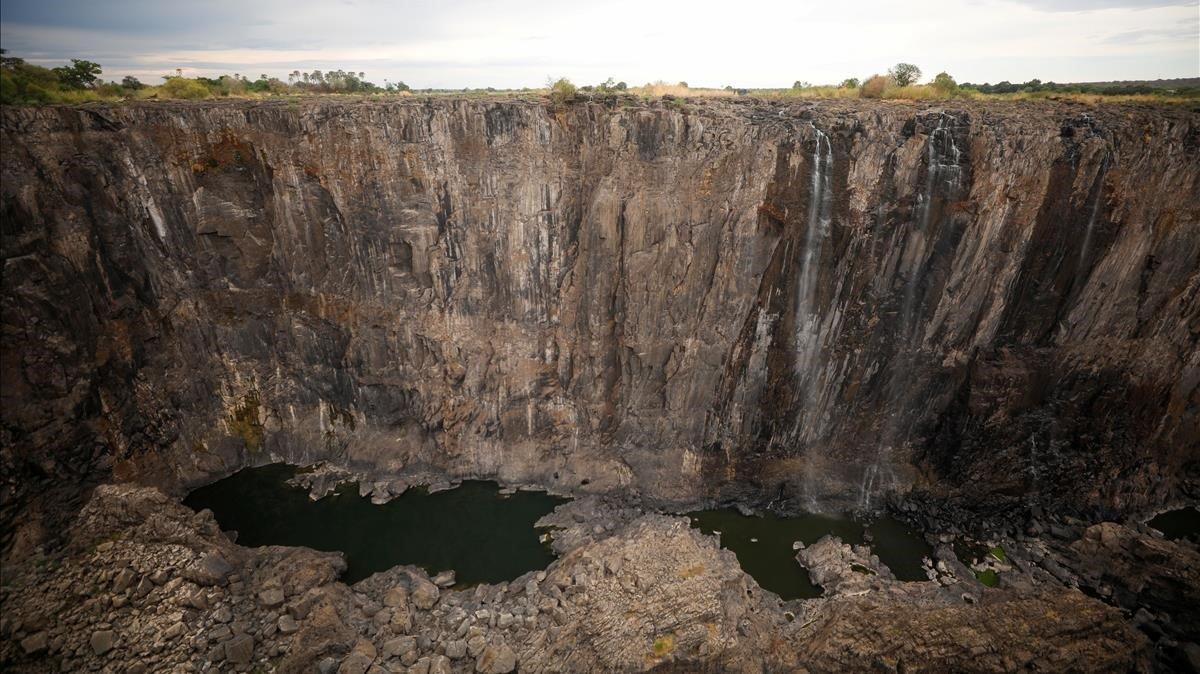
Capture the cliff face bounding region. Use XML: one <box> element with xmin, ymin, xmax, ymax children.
<box><xmin>2</xmin><ymin>98</ymin><xmax>1197</xmax><ymax>533</ymax></box>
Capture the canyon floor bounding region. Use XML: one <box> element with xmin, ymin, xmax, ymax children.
<box><xmin>1</xmin><ymin>469</ymin><xmax>1197</xmax><ymax>673</ymax></box>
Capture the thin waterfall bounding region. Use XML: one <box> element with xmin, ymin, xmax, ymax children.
<box><xmin>795</xmin><ymin>124</ymin><xmax>834</xmax><ymax>511</ymax></box>
<box><xmin>859</xmin><ymin>452</ymin><xmax>900</xmax><ymax>511</ymax></box>
<box><xmin>859</xmin><ymin>464</ymin><xmax>878</xmax><ymax>510</ymax></box>
<box><xmin>863</xmin><ymin>115</ymin><xmax>964</xmax><ymax>512</ymax></box>
<box><xmin>901</xmin><ymin>114</ymin><xmax>962</xmax><ymax>340</ymax></box>
<box><xmin>794</xmin><ymin>125</ymin><xmax>833</xmax><ymax>377</ymax></box>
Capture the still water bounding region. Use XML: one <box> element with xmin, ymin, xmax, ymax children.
<box><xmin>1149</xmin><ymin>506</ymin><xmax>1200</xmax><ymax>543</ymax></box>
<box><xmin>687</xmin><ymin>507</ymin><xmax>932</xmax><ymax>599</ymax></box>
<box><xmin>184</xmin><ymin>464</ymin><xmax>567</xmax><ymax>585</ymax></box>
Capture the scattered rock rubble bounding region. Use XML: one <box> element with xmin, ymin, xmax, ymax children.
<box><xmin>0</xmin><ymin>485</ymin><xmax>1176</xmax><ymax>672</ymax></box>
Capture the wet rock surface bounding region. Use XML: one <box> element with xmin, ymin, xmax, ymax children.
<box><xmin>0</xmin><ymin>484</ymin><xmax>1176</xmax><ymax>672</ymax></box>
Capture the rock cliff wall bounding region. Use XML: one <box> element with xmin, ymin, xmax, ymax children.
<box><xmin>2</xmin><ymin>98</ymin><xmax>1198</xmax><ymax>539</ymax></box>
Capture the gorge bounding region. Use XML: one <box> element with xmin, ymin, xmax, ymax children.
<box><xmin>1</xmin><ymin>96</ymin><xmax>1198</xmax><ymax>672</ymax></box>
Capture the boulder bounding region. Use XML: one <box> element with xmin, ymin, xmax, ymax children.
<box><xmin>430</xmin><ymin>654</ymin><xmax>453</xmax><ymax>674</ymax></box>
<box><xmin>337</xmin><ymin>653</ymin><xmax>373</xmax><ymax>674</ymax></box>
<box><xmin>259</xmin><ymin>587</ymin><xmax>286</xmax><ymax>608</ymax></box>
<box><xmin>90</xmin><ymin>629</ymin><xmax>115</xmax><ymax>656</ymax></box>
<box><xmin>187</xmin><ymin>553</ymin><xmax>233</xmax><ymax>586</ymax></box>
<box><xmin>278</xmin><ymin>598</ymin><xmax>357</xmax><ymax>670</ymax></box>
<box><xmin>391</xmin><ymin>605</ymin><xmax>413</xmax><ymax>633</ymax></box>
<box><xmin>213</xmin><ymin>606</ymin><xmax>233</xmax><ymax>623</ymax></box>
<box><xmin>278</xmin><ymin>614</ymin><xmax>300</xmax><ymax>634</ymax></box>
<box><xmin>350</xmin><ymin>639</ymin><xmax>377</xmax><ymax>660</ymax></box>
<box><xmin>410</xmin><ymin>576</ymin><xmax>440</xmax><ymax>610</ymax></box>
<box><xmin>383</xmin><ymin>585</ymin><xmax>409</xmax><ymax>608</ymax></box>
<box><xmin>162</xmin><ymin>621</ymin><xmax>186</xmax><ymax>641</ymax></box>
<box><xmin>225</xmin><ymin>634</ymin><xmax>254</xmax><ymax>664</ymax></box>
<box><xmin>382</xmin><ymin>635</ymin><xmax>417</xmax><ymax>659</ymax></box>
<box><xmin>476</xmin><ymin>643</ymin><xmax>518</xmax><ymax>674</ymax></box>
<box><xmin>445</xmin><ymin>639</ymin><xmax>468</xmax><ymax>659</ymax></box>
<box><xmin>20</xmin><ymin>631</ymin><xmax>48</xmax><ymax>655</ymax></box>
<box><xmin>112</xmin><ymin>567</ymin><xmax>137</xmax><ymax>592</ymax></box>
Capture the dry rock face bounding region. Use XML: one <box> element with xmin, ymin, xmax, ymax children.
<box><xmin>1062</xmin><ymin>521</ymin><xmax>1200</xmax><ymax>641</ymax></box>
<box><xmin>0</xmin><ymin>484</ymin><xmax>1156</xmax><ymax>673</ymax></box>
<box><xmin>2</xmin><ymin>98</ymin><xmax>1198</xmax><ymax>539</ymax></box>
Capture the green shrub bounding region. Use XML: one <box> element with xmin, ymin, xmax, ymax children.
<box><xmin>94</xmin><ymin>82</ymin><xmax>125</xmax><ymax>98</ymax></box>
<box><xmin>216</xmin><ymin>75</ymin><xmax>247</xmax><ymax>96</ymax></box>
<box><xmin>159</xmin><ymin>77</ymin><xmax>211</xmax><ymax>100</ymax></box>
<box><xmin>547</xmin><ymin>77</ymin><xmax>577</xmax><ymax>106</ymax></box>
<box><xmin>1</xmin><ymin>51</ymin><xmax>66</xmax><ymax>104</ymax></box>
<box><xmin>932</xmin><ymin>72</ymin><xmax>958</xmax><ymax>95</ymax></box>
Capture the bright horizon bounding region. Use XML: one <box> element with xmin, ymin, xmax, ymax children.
<box><xmin>1</xmin><ymin>0</ymin><xmax>1197</xmax><ymax>90</ymax></box>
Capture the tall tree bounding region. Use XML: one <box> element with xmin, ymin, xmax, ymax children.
<box><xmin>52</xmin><ymin>59</ymin><xmax>101</xmax><ymax>89</ymax></box>
<box><xmin>888</xmin><ymin>63</ymin><xmax>921</xmax><ymax>87</ymax></box>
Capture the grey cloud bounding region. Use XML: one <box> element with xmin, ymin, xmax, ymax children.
<box><xmin>0</xmin><ymin>0</ymin><xmax>265</xmax><ymax>34</ymax></box>
<box><xmin>1102</xmin><ymin>17</ymin><xmax>1199</xmax><ymax>42</ymax></box>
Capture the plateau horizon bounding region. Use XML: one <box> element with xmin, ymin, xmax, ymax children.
<box><xmin>4</xmin><ymin>51</ymin><xmax>1197</xmax><ymax>105</ymax></box>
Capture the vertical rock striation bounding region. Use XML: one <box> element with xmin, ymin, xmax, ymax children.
<box><xmin>2</xmin><ymin>98</ymin><xmax>1197</xmax><ymax>545</ymax></box>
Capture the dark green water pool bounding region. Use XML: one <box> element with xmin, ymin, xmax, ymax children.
<box><xmin>687</xmin><ymin>508</ymin><xmax>931</xmax><ymax>599</ymax></box>
<box><xmin>183</xmin><ymin>464</ymin><xmax>568</xmax><ymax>585</ymax></box>
<box><xmin>1149</xmin><ymin>506</ymin><xmax>1200</xmax><ymax>543</ymax></box>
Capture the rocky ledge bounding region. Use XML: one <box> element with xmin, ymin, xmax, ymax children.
<box><xmin>4</xmin><ymin>485</ymin><xmax>1189</xmax><ymax>672</ymax></box>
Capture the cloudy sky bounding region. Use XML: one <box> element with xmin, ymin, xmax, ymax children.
<box><xmin>1</xmin><ymin>0</ymin><xmax>1197</xmax><ymax>88</ymax></box>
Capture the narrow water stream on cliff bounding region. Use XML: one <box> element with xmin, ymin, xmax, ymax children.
<box><xmin>183</xmin><ymin>464</ymin><xmax>567</xmax><ymax>585</ymax></box>
<box><xmin>687</xmin><ymin>508</ymin><xmax>932</xmax><ymax>599</ymax></box>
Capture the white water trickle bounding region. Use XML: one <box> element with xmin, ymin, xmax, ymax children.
<box><xmin>794</xmin><ymin>125</ymin><xmax>833</xmax><ymax>378</ymax></box>
<box><xmin>859</xmin><ymin>464</ymin><xmax>879</xmax><ymax>510</ymax></box>
<box><xmin>526</xmin><ymin>384</ymin><xmax>535</xmax><ymax>436</ymax></box>
<box><xmin>902</xmin><ymin>114</ymin><xmax>962</xmax><ymax>341</ymax></box>
<box><xmin>795</xmin><ymin>124</ymin><xmax>834</xmax><ymax>512</ymax></box>
<box><xmin>144</xmin><ymin>196</ymin><xmax>167</xmax><ymax>241</ymax></box>
<box><xmin>859</xmin><ymin>454</ymin><xmax>899</xmax><ymax>512</ymax></box>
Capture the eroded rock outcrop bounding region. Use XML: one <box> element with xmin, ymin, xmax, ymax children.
<box><xmin>0</xmin><ymin>484</ymin><xmax>1154</xmax><ymax>673</ymax></box>
<box><xmin>1061</xmin><ymin>522</ymin><xmax>1200</xmax><ymax>646</ymax></box>
<box><xmin>1</xmin><ymin>97</ymin><xmax>1198</xmax><ymax>552</ymax></box>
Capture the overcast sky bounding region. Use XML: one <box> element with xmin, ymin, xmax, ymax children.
<box><xmin>1</xmin><ymin>0</ymin><xmax>1197</xmax><ymax>88</ymax></box>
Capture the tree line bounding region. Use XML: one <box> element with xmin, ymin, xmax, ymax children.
<box><xmin>1</xmin><ymin>51</ymin><xmax>411</xmax><ymax>104</ymax></box>
<box><xmin>793</xmin><ymin>62</ymin><xmax>1198</xmax><ymax>99</ymax></box>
